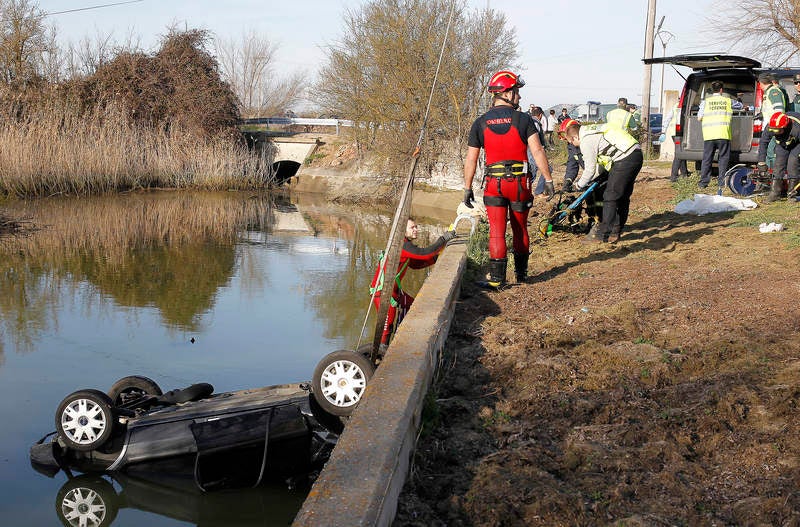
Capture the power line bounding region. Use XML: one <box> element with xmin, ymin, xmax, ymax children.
<box><xmin>44</xmin><ymin>0</ymin><xmax>143</xmax><ymax>17</ymax></box>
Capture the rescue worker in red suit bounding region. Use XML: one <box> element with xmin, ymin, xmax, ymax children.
<box><xmin>463</xmin><ymin>70</ymin><xmax>554</xmax><ymax>289</ymax></box>
<box><xmin>370</xmin><ymin>218</ymin><xmax>455</xmax><ymax>349</ymax></box>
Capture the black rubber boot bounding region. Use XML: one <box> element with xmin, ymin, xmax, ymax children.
<box><xmin>764</xmin><ymin>177</ymin><xmax>783</xmax><ymax>203</ymax></box>
<box><xmin>513</xmin><ymin>252</ymin><xmax>529</xmax><ymax>283</ymax></box>
<box><xmin>787</xmin><ymin>178</ymin><xmax>799</xmax><ymax>200</ymax></box>
<box><xmin>477</xmin><ymin>258</ymin><xmax>508</xmax><ymax>290</ymax></box>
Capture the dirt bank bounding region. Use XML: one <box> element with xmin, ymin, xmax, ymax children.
<box><xmin>394</xmin><ymin>164</ymin><xmax>800</xmax><ymax>526</ymax></box>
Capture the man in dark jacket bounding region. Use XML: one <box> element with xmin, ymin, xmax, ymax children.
<box><xmin>764</xmin><ymin>112</ymin><xmax>800</xmax><ymax>202</ymax></box>
<box><xmin>558</xmin><ymin>118</ymin><xmax>584</xmax><ymax>191</ymax></box>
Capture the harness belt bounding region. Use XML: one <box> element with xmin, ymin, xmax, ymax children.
<box><xmin>482</xmin><ymin>160</ymin><xmax>533</xmax><ymax>211</ymax></box>
<box><xmin>484</xmin><ymin>160</ymin><xmax>528</xmax><ymax>179</ymax></box>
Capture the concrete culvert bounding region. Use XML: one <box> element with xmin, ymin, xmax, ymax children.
<box><xmin>273</xmin><ymin>160</ymin><xmax>301</xmax><ymax>183</ymax></box>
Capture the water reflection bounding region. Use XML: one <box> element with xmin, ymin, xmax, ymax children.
<box><xmin>0</xmin><ymin>191</ymin><xmax>438</xmax><ymax>357</ymax></box>
<box><xmin>55</xmin><ymin>471</ymin><xmax>306</xmax><ymax>527</ymax></box>
<box><xmin>0</xmin><ymin>193</ymin><xmax>271</xmax><ymax>349</ymax></box>
<box><xmin>0</xmin><ymin>190</ymin><xmax>449</xmax><ymax>526</ymax></box>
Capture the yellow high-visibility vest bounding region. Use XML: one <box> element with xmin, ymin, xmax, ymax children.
<box><xmin>700</xmin><ymin>93</ymin><xmax>732</xmax><ymax>141</ymax></box>
<box><xmin>580</xmin><ymin>125</ymin><xmax>638</xmax><ymax>170</ymax></box>
<box><xmin>605</xmin><ymin>108</ymin><xmax>633</xmax><ymax>130</ymax></box>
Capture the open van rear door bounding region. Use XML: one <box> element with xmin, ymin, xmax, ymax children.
<box><xmin>644</xmin><ymin>54</ymin><xmax>761</xmax><ymax>70</ymax></box>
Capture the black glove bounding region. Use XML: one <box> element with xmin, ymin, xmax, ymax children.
<box><xmin>543</xmin><ymin>180</ymin><xmax>555</xmax><ymax>200</ymax></box>
<box><xmin>562</xmin><ymin>179</ymin><xmax>574</xmax><ymax>193</ymax></box>
<box><xmin>442</xmin><ymin>230</ymin><xmax>456</xmax><ymax>242</ymax></box>
<box><xmin>463</xmin><ymin>188</ymin><xmax>475</xmax><ymax>208</ymax></box>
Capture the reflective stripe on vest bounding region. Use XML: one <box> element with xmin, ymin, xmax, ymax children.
<box><xmin>580</xmin><ymin>126</ymin><xmax>637</xmax><ymax>169</ymax></box>
<box><xmin>701</xmin><ymin>94</ymin><xmax>732</xmax><ymax>141</ymax></box>
<box><xmin>605</xmin><ymin>108</ymin><xmax>632</xmax><ymax>130</ymax></box>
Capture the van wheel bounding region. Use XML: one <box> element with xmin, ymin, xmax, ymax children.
<box><xmin>56</xmin><ymin>390</ymin><xmax>115</xmax><ymax>452</ymax></box>
<box><xmin>312</xmin><ymin>350</ymin><xmax>374</xmax><ymax>416</ymax></box>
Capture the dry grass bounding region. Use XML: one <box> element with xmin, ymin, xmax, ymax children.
<box><xmin>397</xmin><ymin>164</ymin><xmax>800</xmax><ymax>526</ymax></box>
<box><xmin>0</xmin><ymin>102</ymin><xmax>272</xmax><ymax>198</ymax></box>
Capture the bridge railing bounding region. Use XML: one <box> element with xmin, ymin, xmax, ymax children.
<box><xmin>241</xmin><ymin>117</ymin><xmax>354</xmax><ymax>134</ymax></box>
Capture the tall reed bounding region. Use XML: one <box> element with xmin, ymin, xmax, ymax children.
<box><xmin>0</xmin><ymin>101</ymin><xmax>273</xmax><ymax>198</ymax></box>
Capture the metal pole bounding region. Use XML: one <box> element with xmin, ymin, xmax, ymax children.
<box><xmin>642</xmin><ymin>0</ymin><xmax>657</xmax><ymax>153</ymax></box>
<box><xmin>659</xmin><ymin>47</ymin><xmax>666</xmax><ymax>114</ymax></box>
<box><xmin>655</xmin><ymin>15</ymin><xmax>666</xmax><ymax>116</ymax></box>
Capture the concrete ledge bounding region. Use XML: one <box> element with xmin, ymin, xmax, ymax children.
<box><xmin>293</xmin><ymin>241</ymin><xmax>467</xmax><ymax>527</ymax></box>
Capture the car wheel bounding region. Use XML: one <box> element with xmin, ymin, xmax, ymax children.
<box><xmin>56</xmin><ymin>389</ymin><xmax>115</xmax><ymax>452</ymax></box>
<box><xmin>107</xmin><ymin>375</ymin><xmax>162</xmax><ymax>406</ymax></box>
<box><xmin>56</xmin><ymin>475</ymin><xmax>118</xmax><ymax>527</ymax></box>
<box><xmin>312</xmin><ymin>350</ymin><xmax>374</xmax><ymax>416</ymax></box>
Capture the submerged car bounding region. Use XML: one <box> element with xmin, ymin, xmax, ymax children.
<box><xmin>30</xmin><ymin>376</ymin><xmax>342</xmax><ymax>488</ymax></box>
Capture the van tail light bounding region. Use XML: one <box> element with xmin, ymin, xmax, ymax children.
<box><xmin>752</xmin><ymin>80</ymin><xmax>764</xmax><ymax>143</ymax></box>
<box><xmin>674</xmin><ymin>84</ymin><xmax>687</xmax><ymax>137</ymax></box>
<box><xmin>754</xmin><ymin>82</ymin><xmax>763</xmax><ymax>113</ymax></box>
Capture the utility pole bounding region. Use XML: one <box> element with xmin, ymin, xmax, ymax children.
<box><xmin>642</xmin><ymin>0</ymin><xmax>657</xmax><ymax>152</ymax></box>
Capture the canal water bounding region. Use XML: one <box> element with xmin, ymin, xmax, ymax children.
<box><xmin>0</xmin><ymin>190</ymin><xmax>451</xmax><ymax>526</ymax></box>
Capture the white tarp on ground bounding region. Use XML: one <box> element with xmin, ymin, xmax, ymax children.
<box><xmin>674</xmin><ymin>194</ymin><xmax>758</xmax><ymax>215</ymax></box>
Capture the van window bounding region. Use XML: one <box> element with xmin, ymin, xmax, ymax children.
<box><xmin>687</xmin><ymin>80</ymin><xmax>755</xmax><ymax>115</ymax></box>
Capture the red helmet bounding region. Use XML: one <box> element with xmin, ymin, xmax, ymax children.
<box><xmin>487</xmin><ymin>70</ymin><xmax>524</xmax><ymax>93</ymax></box>
<box><xmin>768</xmin><ymin>112</ymin><xmax>790</xmax><ymax>134</ymax></box>
<box><xmin>557</xmin><ymin>118</ymin><xmax>580</xmax><ymax>139</ymax></box>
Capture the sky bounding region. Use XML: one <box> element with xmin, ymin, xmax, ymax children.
<box><xmin>36</xmin><ymin>0</ymin><xmax>754</xmax><ymax>113</ymax></box>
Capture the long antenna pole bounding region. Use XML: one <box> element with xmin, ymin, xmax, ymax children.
<box><xmin>358</xmin><ymin>0</ymin><xmax>458</xmax><ymax>362</ymax></box>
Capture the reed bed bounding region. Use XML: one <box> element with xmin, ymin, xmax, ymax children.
<box><xmin>0</xmin><ymin>102</ymin><xmax>272</xmax><ymax>198</ymax></box>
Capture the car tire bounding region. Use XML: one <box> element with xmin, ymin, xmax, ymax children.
<box><xmin>56</xmin><ymin>474</ymin><xmax>118</xmax><ymax>527</ymax></box>
<box><xmin>312</xmin><ymin>350</ymin><xmax>374</xmax><ymax>417</ymax></box>
<box><xmin>107</xmin><ymin>375</ymin><xmax>162</xmax><ymax>406</ymax></box>
<box><xmin>56</xmin><ymin>389</ymin><xmax>115</xmax><ymax>452</ymax></box>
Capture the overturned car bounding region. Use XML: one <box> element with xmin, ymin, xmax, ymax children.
<box><xmin>30</xmin><ymin>376</ymin><xmax>342</xmax><ymax>490</ymax></box>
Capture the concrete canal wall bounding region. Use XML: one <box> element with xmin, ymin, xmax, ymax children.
<box><xmin>293</xmin><ymin>240</ymin><xmax>468</xmax><ymax>527</ymax></box>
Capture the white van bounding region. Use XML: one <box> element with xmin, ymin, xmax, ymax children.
<box><xmin>645</xmin><ymin>54</ymin><xmax>800</xmax><ymax>166</ymax></box>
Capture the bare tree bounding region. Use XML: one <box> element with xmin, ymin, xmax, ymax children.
<box><xmin>0</xmin><ymin>0</ymin><xmax>55</xmax><ymax>86</ymax></box>
<box><xmin>215</xmin><ymin>30</ymin><xmax>306</xmax><ymax>117</ymax></box>
<box><xmin>710</xmin><ymin>0</ymin><xmax>800</xmax><ymax>66</ymax></box>
<box><xmin>60</xmin><ymin>27</ymin><xmax>144</xmax><ymax>80</ymax></box>
<box><xmin>312</xmin><ymin>0</ymin><xmax>518</xmax><ymax>176</ymax></box>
